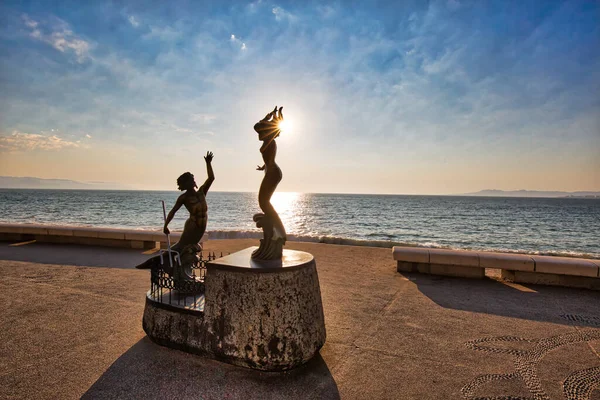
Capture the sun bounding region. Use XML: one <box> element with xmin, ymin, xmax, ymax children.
<box><xmin>278</xmin><ymin>119</ymin><xmax>293</xmax><ymax>134</ymax></box>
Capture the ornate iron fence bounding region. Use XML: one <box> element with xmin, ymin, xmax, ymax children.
<box><xmin>148</xmin><ymin>251</ymin><xmax>225</xmax><ymax>309</ymax></box>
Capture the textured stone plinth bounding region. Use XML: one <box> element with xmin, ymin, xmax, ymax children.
<box><xmin>143</xmin><ymin>247</ymin><xmax>326</xmax><ymax>371</ymax></box>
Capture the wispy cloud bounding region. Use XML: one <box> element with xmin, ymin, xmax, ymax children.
<box><xmin>144</xmin><ymin>24</ymin><xmax>180</xmax><ymax>41</ymax></box>
<box><xmin>22</xmin><ymin>14</ymin><xmax>38</xmax><ymax>29</ymax></box>
<box><xmin>128</xmin><ymin>15</ymin><xmax>139</xmax><ymax>27</ymax></box>
<box><xmin>0</xmin><ymin>131</ymin><xmax>81</xmax><ymax>152</ymax></box>
<box><xmin>21</xmin><ymin>14</ymin><xmax>90</xmax><ymax>63</ymax></box>
<box><xmin>272</xmin><ymin>6</ymin><xmax>296</xmax><ymax>22</ymax></box>
<box><xmin>447</xmin><ymin>0</ymin><xmax>461</xmax><ymax>11</ymax></box>
<box><xmin>317</xmin><ymin>5</ymin><xmax>336</xmax><ymax>18</ymax></box>
<box><xmin>190</xmin><ymin>114</ymin><xmax>217</xmax><ymax>123</ymax></box>
<box><xmin>246</xmin><ymin>0</ymin><xmax>263</xmax><ymax>13</ymax></box>
<box><xmin>230</xmin><ymin>33</ymin><xmax>246</xmax><ymax>50</ymax></box>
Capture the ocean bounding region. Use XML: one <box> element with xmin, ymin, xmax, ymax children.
<box><xmin>0</xmin><ymin>189</ymin><xmax>598</xmax><ymax>258</ymax></box>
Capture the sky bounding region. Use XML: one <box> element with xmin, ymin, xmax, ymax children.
<box><xmin>0</xmin><ymin>0</ymin><xmax>598</xmax><ymax>194</ymax></box>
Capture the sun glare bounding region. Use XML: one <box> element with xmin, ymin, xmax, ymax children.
<box><xmin>278</xmin><ymin>119</ymin><xmax>293</xmax><ymax>134</ymax></box>
<box><xmin>270</xmin><ymin>192</ymin><xmax>299</xmax><ymax>214</ymax></box>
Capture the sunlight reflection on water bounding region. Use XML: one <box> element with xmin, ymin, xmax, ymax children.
<box><xmin>1</xmin><ymin>189</ymin><xmax>598</xmax><ymax>258</ymax></box>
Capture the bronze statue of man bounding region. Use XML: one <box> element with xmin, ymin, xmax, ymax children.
<box><xmin>136</xmin><ymin>151</ymin><xmax>214</xmax><ymax>277</ymax></box>
<box><xmin>163</xmin><ymin>151</ymin><xmax>214</xmax><ymax>245</ymax></box>
<box><xmin>252</xmin><ymin>106</ymin><xmax>287</xmax><ymax>260</ymax></box>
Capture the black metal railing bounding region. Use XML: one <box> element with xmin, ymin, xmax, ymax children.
<box><xmin>148</xmin><ymin>251</ymin><xmax>225</xmax><ymax>309</ymax></box>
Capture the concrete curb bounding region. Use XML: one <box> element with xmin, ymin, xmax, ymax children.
<box><xmin>0</xmin><ymin>223</ymin><xmax>207</xmax><ymax>249</ymax></box>
<box><xmin>393</xmin><ymin>246</ymin><xmax>600</xmax><ymax>289</ymax></box>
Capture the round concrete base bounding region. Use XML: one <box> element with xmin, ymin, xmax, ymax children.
<box><xmin>143</xmin><ymin>247</ymin><xmax>326</xmax><ymax>371</ymax></box>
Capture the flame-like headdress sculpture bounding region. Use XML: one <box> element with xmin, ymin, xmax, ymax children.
<box><xmin>254</xmin><ymin>106</ymin><xmax>283</xmax><ymax>142</ymax></box>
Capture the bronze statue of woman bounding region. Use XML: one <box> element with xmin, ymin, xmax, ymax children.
<box><xmin>136</xmin><ymin>151</ymin><xmax>214</xmax><ymax>277</ymax></box>
<box><xmin>252</xmin><ymin>106</ymin><xmax>287</xmax><ymax>260</ymax></box>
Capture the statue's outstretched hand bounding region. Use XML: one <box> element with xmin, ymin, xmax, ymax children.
<box><xmin>204</xmin><ymin>151</ymin><xmax>214</xmax><ymax>163</ymax></box>
<box><xmin>256</xmin><ymin>164</ymin><xmax>266</xmax><ymax>171</ymax></box>
<box><xmin>273</xmin><ymin>106</ymin><xmax>283</xmax><ymax>122</ymax></box>
<box><xmin>260</xmin><ymin>106</ymin><xmax>283</xmax><ymax>122</ymax></box>
<box><xmin>260</xmin><ymin>106</ymin><xmax>277</xmax><ymax>122</ymax></box>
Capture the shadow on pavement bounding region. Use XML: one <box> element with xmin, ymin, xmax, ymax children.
<box><xmin>0</xmin><ymin>242</ymin><xmax>149</xmax><ymax>269</ymax></box>
<box><xmin>402</xmin><ymin>272</ymin><xmax>600</xmax><ymax>327</ymax></box>
<box><xmin>83</xmin><ymin>337</ymin><xmax>340</xmax><ymax>400</ymax></box>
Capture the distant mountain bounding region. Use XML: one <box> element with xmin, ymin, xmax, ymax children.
<box><xmin>0</xmin><ymin>176</ymin><xmax>132</xmax><ymax>190</ymax></box>
<box><xmin>462</xmin><ymin>189</ymin><xmax>600</xmax><ymax>198</ymax></box>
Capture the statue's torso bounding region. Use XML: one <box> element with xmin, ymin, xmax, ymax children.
<box><xmin>184</xmin><ymin>190</ymin><xmax>208</xmax><ymax>226</ymax></box>
<box><xmin>261</xmin><ymin>140</ymin><xmax>277</xmax><ymax>167</ymax></box>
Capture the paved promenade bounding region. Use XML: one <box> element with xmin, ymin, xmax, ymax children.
<box><xmin>1</xmin><ymin>239</ymin><xmax>599</xmax><ymax>399</ymax></box>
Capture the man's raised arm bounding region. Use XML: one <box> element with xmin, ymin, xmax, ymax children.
<box><xmin>201</xmin><ymin>151</ymin><xmax>214</xmax><ymax>195</ymax></box>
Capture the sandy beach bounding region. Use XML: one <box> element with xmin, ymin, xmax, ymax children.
<box><xmin>1</xmin><ymin>239</ymin><xmax>599</xmax><ymax>399</ymax></box>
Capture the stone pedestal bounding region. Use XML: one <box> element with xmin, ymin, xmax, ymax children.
<box><xmin>143</xmin><ymin>247</ymin><xmax>326</xmax><ymax>371</ymax></box>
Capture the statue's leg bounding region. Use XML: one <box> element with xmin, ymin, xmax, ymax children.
<box><xmin>253</xmin><ymin>168</ymin><xmax>286</xmax><ymax>259</ymax></box>
<box><xmin>257</xmin><ymin>167</ymin><xmax>284</xmax><ymax>224</ymax></box>
<box><xmin>257</xmin><ymin>186</ymin><xmax>282</xmax><ymax>238</ymax></box>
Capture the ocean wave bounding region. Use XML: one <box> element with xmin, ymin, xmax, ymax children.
<box><xmin>1</xmin><ymin>222</ymin><xmax>598</xmax><ymax>259</ymax></box>
<box><xmin>206</xmin><ymin>230</ymin><xmax>599</xmax><ymax>259</ymax></box>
